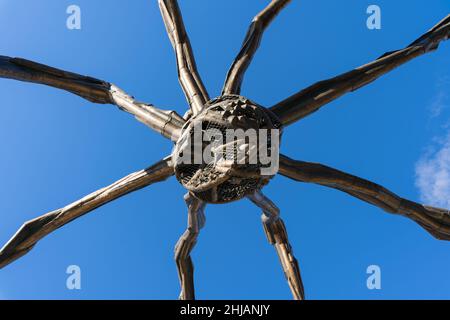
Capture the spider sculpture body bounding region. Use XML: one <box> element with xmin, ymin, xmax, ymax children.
<box><xmin>0</xmin><ymin>0</ymin><xmax>449</xmax><ymax>300</ymax></box>
<box><xmin>173</xmin><ymin>94</ymin><xmax>281</xmax><ymax>203</ymax></box>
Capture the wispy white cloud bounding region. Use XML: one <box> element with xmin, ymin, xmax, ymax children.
<box><xmin>416</xmin><ymin>78</ymin><xmax>450</xmax><ymax>207</ymax></box>
<box><xmin>429</xmin><ymin>77</ymin><xmax>450</xmax><ymax>119</ymax></box>
<box><xmin>415</xmin><ymin>133</ymin><xmax>450</xmax><ymax>208</ymax></box>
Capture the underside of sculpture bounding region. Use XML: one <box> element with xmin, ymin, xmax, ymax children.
<box><xmin>0</xmin><ymin>1</ymin><xmax>449</xmax><ymax>300</ymax></box>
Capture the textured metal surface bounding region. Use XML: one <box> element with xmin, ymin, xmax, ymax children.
<box><xmin>270</xmin><ymin>15</ymin><xmax>450</xmax><ymax>126</ymax></box>
<box><xmin>173</xmin><ymin>95</ymin><xmax>281</xmax><ymax>203</ymax></box>
<box><xmin>174</xmin><ymin>193</ymin><xmax>206</xmax><ymax>300</ymax></box>
<box><xmin>248</xmin><ymin>190</ymin><xmax>305</xmax><ymax>300</ymax></box>
<box><xmin>0</xmin><ymin>56</ymin><xmax>185</xmax><ymax>140</ymax></box>
<box><xmin>278</xmin><ymin>155</ymin><xmax>450</xmax><ymax>240</ymax></box>
<box><xmin>159</xmin><ymin>0</ymin><xmax>209</xmax><ymax>115</ymax></box>
<box><xmin>222</xmin><ymin>0</ymin><xmax>291</xmax><ymax>95</ymax></box>
<box><xmin>0</xmin><ymin>1</ymin><xmax>448</xmax><ymax>301</ymax></box>
<box><xmin>0</xmin><ymin>157</ymin><xmax>174</xmax><ymax>269</ymax></box>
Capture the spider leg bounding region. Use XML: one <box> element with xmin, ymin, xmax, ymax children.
<box><xmin>278</xmin><ymin>154</ymin><xmax>450</xmax><ymax>240</ymax></box>
<box><xmin>270</xmin><ymin>14</ymin><xmax>450</xmax><ymax>126</ymax></box>
<box><xmin>248</xmin><ymin>190</ymin><xmax>305</xmax><ymax>300</ymax></box>
<box><xmin>158</xmin><ymin>0</ymin><xmax>209</xmax><ymax>116</ymax></box>
<box><xmin>0</xmin><ymin>157</ymin><xmax>174</xmax><ymax>269</ymax></box>
<box><xmin>175</xmin><ymin>192</ymin><xmax>206</xmax><ymax>300</ymax></box>
<box><xmin>222</xmin><ymin>0</ymin><xmax>291</xmax><ymax>95</ymax></box>
<box><xmin>0</xmin><ymin>56</ymin><xmax>185</xmax><ymax>140</ymax></box>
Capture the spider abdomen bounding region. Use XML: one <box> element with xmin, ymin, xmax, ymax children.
<box><xmin>172</xmin><ymin>95</ymin><xmax>282</xmax><ymax>203</ymax></box>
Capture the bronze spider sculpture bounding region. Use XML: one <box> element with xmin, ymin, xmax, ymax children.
<box><xmin>0</xmin><ymin>0</ymin><xmax>449</xmax><ymax>300</ymax></box>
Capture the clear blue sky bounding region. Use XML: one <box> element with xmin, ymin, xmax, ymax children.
<box><xmin>0</xmin><ymin>0</ymin><xmax>449</xmax><ymax>300</ymax></box>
